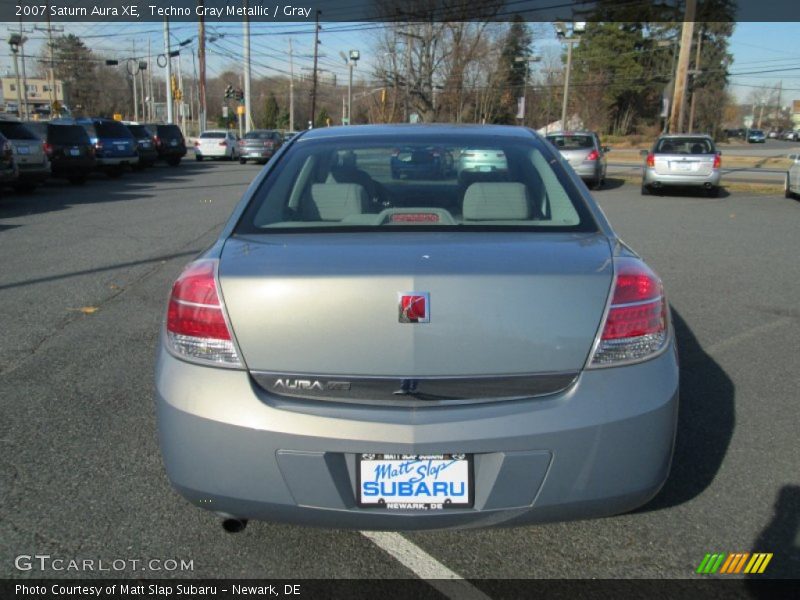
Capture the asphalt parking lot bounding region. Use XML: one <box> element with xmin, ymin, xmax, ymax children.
<box><xmin>0</xmin><ymin>163</ymin><xmax>798</xmax><ymax>584</ymax></box>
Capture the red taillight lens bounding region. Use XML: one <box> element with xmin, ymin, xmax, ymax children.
<box><xmin>586</xmin><ymin>149</ymin><xmax>599</xmax><ymax>161</ymax></box>
<box><xmin>43</xmin><ymin>142</ymin><xmax>53</xmax><ymax>156</ymax></box>
<box><xmin>219</xmin><ymin>141</ymin><xmax>228</xmax><ymax>147</ymax></box>
<box><xmin>713</xmin><ymin>153</ymin><xmax>721</xmax><ymax>169</ymax></box>
<box><xmin>590</xmin><ymin>258</ymin><xmax>668</xmax><ymax>366</ymax></box>
<box><xmin>646</xmin><ymin>152</ymin><xmax>655</xmax><ymax>168</ymax></box>
<box><xmin>95</xmin><ymin>141</ymin><xmax>103</xmax><ymax>150</ymax></box>
<box><xmin>165</xmin><ymin>260</ymin><xmax>241</xmax><ymax>366</ymax></box>
<box><xmin>154</xmin><ymin>135</ymin><xmax>162</xmax><ymax>147</ymax></box>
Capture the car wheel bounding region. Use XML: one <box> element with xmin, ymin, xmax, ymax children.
<box><xmin>195</xmin><ymin>155</ymin><xmax>203</xmax><ymax>162</ymax></box>
<box><xmin>167</xmin><ymin>157</ymin><xmax>181</xmax><ymax>167</ymax></box>
<box><xmin>239</xmin><ymin>158</ymin><xmax>247</xmax><ymax>165</ymax></box>
<box><xmin>69</xmin><ymin>176</ymin><xmax>87</xmax><ymax>185</ymax></box>
<box><xmin>706</xmin><ymin>185</ymin><xmax>720</xmax><ymax>198</ymax></box>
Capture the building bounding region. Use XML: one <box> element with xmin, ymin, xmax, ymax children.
<box><xmin>0</xmin><ymin>76</ymin><xmax>65</xmax><ymax>117</ymax></box>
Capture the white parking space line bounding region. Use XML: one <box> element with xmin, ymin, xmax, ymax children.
<box><xmin>361</xmin><ymin>531</ymin><xmax>492</xmax><ymax>600</ymax></box>
<box><xmin>704</xmin><ymin>317</ymin><xmax>794</xmax><ymax>358</ymax></box>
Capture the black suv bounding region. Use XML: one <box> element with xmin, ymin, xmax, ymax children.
<box><xmin>143</xmin><ymin>123</ymin><xmax>186</xmax><ymax>166</ymax></box>
<box><xmin>0</xmin><ymin>132</ymin><xmax>19</xmax><ymax>190</ymax></box>
<box><xmin>26</xmin><ymin>121</ymin><xmax>96</xmax><ymax>185</ymax></box>
<box><xmin>125</xmin><ymin>124</ymin><xmax>158</xmax><ymax>169</ymax></box>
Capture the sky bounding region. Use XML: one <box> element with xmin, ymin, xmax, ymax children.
<box><xmin>1</xmin><ymin>20</ymin><xmax>799</xmax><ymax>108</ymax></box>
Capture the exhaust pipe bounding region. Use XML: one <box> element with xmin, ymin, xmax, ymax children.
<box><xmin>221</xmin><ymin>518</ymin><xmax>248</xmax><ymax>533</ymax></box>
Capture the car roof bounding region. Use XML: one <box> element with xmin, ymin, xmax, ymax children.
<box><xmin>545</xmin><ymin>131</ymin><xmax>596</xmax><ymax>136</ymax></box>
<box><xmin>298</xmin><ymin>124</ymin><xmax>537</xmax><ymax>142</ymax></box>
<box><xmin>657</xmin><ymin>133</ymin><xmax>713</xmax><ymax>139</ymax></box>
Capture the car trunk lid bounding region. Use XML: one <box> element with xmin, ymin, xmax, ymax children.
<box><xmin>653</xmin><ymin>153</ymin><xmax>715</xmax><ymax>176</ymax></box>
<box><xmin>218</xmin><ymin>232</ymin><xmax>612</xmax><ymax>377</ymax></box>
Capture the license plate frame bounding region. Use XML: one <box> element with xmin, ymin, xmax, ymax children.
<box><xmin>356</xmin><ymin>453</ymin><xmax>474</xmax><ymax>510</ymax></box>
<box><xmin>69</xmin><ymin>148</ymin><xmax>80</xmax><ymax>156</ymax></box>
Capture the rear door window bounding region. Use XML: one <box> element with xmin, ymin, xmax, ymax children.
<box><xmin>201</xmin><ymin>132</ymin><xmax>226</xmax><ymax>139</ymax></box>
<box><xmin>126</xmin><ymin>125</ymin><xmax>151</xmax><ymax>139</ymax></box>
<box><xmin>48</xmin><ymin>125</ymin><xmax>90</xmax><ymax>145</ymax></box>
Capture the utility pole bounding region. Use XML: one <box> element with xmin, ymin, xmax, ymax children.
<box><xmin>310</xmin><ymin>10</ymin><xmax>321</xmax><ymax>127</ymax></box>
<box><xmin>288</xmin><ymin>38</ymin><xmax>294</xmax><ymax>132</ymax></box>
<box><xmin>139</xmin><ymin>58</ymin><xmax>147</xmax><ymax>122</ymax></box>
<box><xmin>555</xmin><ymin>22</ymin><xmax>584</xmax><ymax>131</ymax></box>
<box><xmin>687</xmin><ymin>27</ymin><xmax>703</xmax><ymax>133</ymax></box>
<box><xmin>18</xmin><ymin>21</ymin><xmax>30</xmax><ymax>120</ymax></box>
<box><xmin>669</xmin><ymin>0</ymin><xmax>696</xmax><ymax>134</ymax></box>
<box><xmin>9</xmin><ymin>41</ymin><xmax>23</xmax><ymax>120</ymax></box>
<box><xmin>198</xmin><ymin>0</ymin><xmax>207</xmax><ymax>131</ymax></box>
<box><xmin>163</xmin><ymin>18</ymin><xmax>174</xmax><ymax>124</ymax></box>
<box><xmin>132</xmin><ymin>41</ymin><xmax>139</xmax><ymax>121</ymax></box>
<box><xmin>242</xmin><ymin>0</ymin><xmax>253</xmax><ymax>132</ymax></box>
<box><xmin>148</xmin><ymin>37</ymin><xmax>154</xmax><ymax>121</ymax></box>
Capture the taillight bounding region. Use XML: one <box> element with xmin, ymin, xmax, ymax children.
<box><xmin>589</xmin><ymin>257</ymin><xmax>668</xmax><ymax>367</ymax></box>
<box><xmin>154</xmin><ymin>135</ymin><xmax>162</xmax><ymax>147</ymax></box>
<box><xmin>713</xmin><ymin>153</ymin><xmax>721</xmax><ymax>169</ymax></box>
<box><xmin>43</xmin><ymin>142</ymin><xmax>53</xmax><ymax>156</ymax></box>
<box><xmin>95</xmin><ymin>141</ymin><xmax>104</xmax><ymax>150</ymax></box>
<box><xmin>219</xmin><ymin>141</ymin><xmax>228</xmax><ymax>147</ymax></box>
<box><xmin>165</xmin><ymin>259</ymin><xmax>241</xmax><ymax>367</ymax></box>
<box><xmin>586</xmin><ymin>149</ymin><xmax>599</xmax><ymax>161</ymax></box>
<box><xmin>646</xmin><ymin>153</ymin><xmax>655</xmax><ymax>168</ymax></box>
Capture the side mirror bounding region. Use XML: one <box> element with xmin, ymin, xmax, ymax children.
<box><xmin>639</xmin><ymin>149</ymin><xmax>649</xmax><ymax>157</ymax></box>
<box><xmin>717</xmin><ymin>150</ymin><xmax>722</xmax><ymax>156</ymax></box>
<box><xmin>788</xmin><ymin>154</ymin><xmax>798</xmax><ymax>161</ymax></box>
<box><xmin>602</xmin><ymin>146</ymin><xmax>611</xmax><ymax>153</ymax></box>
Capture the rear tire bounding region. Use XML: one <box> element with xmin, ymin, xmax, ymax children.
<box><xmin>706</xmin><ymin>185</ymin><xmax>720</xmax><ymax>198</ymax></box>
<box><xmin>69</xmin><ymin>176</ymin><xmax>87</xmax><ymax>185</ymax></box>
<box><xmin>167</xmin><ymin>157</ymin><xmax>181</xmax><ymax>167</ymax></box>
<box><xmin>239</xmin><ymin>158</ymin><xmax>247</xmax><ymax>165</ymax></box>
<box><xmin>195</xmin><ymin>155</ymin><xmax>203</xmax><ymax>162</ymax></box>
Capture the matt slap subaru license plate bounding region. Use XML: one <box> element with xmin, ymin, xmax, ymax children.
<box><xmin>357</xmin><ymin>454</ymin><xmax>473</xmax><ymax>510</ymax></box>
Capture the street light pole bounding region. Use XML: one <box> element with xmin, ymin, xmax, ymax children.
<box><xmin>8</xmin><ymin>38</ymin><xmax>23</xmax><ymax>119</ymax></box>
<box><xmin>555</xmin><ymin>21</ymin><xmax>584</xmax><ymax>131</ymax></box>
<box><xmin>164</xmin><ymin>18</ymin><xmax>174</xmax><ymax>124</ymax></box>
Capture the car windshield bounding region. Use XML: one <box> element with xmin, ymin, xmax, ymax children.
<box><xmin>201</xmin><ymin>132</ymin><xmax>226</xmax><ymax>139</ymax></box>
<box><xmin>127</xmin><ymin>125</ymin><xmax>151</xmax><ymax>138</ymax></box>
<box><xmin>546</xmin><ymin>134</ymin><xmax>595</xmax><ymax>151</ymax></box>
<box><xmin>48</xmin><ymin>125</ymin><xmax>90</xmax><ymax>144</ymax></box>
<box><xmin>245</xmin><ymin>131</ymin><xmax>277</xmax><ymax>140</ymax></box>
<box><xmin>95</xmin><ymin>121</ymin><xmax>133</xmax><ymax>138</ymax></box>
<box><xmin>750</xmin><ymin>130</ymin><xmax>764</xmax><ymax>135</ymax></box>
<box><xmin>655</xmin><ymin>138</ymin><xmax>715</xmax><ymax>154</ymax></box>
<box><xmin>236</xmin><ymin>135</ymin><xmax>595</xmax><ymax>233</ymax></box>
<box><xmin>0</xmin><ymin>122</ymin><xmax>40</xmax><ymax>140</ymax></box>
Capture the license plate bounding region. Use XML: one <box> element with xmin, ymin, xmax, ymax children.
<box><xmin>672</xmin><ymin>162</ymin><xmax>692</xmax><ymax>172</ymax></box>
<box><xmin>17</xmin><ymin>145</ymin><xmax>29</xmax><ymax>155</ymax></box>
<box><xmin>357</xmin><ymin>453</ymin><xmax>473</xmax><ymax>509</ymax></box>
<box><xmin>170</xmin><ymin>140</ymin><xmax>178</xmax><ymax>146</ymax></box>
<box><xmin>115</xmin><ymin>144</ymin><xmax>126</xmax><ymax>150</ymax></box>
<box><xmin>70</xmin><ymin>149</ymin><xmax>80</xmax><ymax>156</ymax></box>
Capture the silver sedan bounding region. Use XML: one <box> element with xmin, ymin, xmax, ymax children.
<box><xmin>785</xmin><ymin>153</ymin><xmax>800</xmax><ymax>199</ymax></box>
<box><xmin>156</xmin><ymin>125</ymin><xmax>679</xmax><ymax>531</ymax></box>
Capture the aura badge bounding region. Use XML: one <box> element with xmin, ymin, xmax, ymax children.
<box><xmin>398</xmin><ymin>292</ymin><xmax>430</xmax><ymax>323</ymax></box>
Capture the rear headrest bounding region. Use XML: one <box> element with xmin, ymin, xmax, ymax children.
<box><xmin>463</xmin><ymin>182</ymin><xmax>530</xmax><ymax>221</ymax></box>
<box><xmin>309</xmin><ymin>183</ymin><xmax>367</xmax><ymax>221</ymax></box>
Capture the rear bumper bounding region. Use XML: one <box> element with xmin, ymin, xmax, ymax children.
<box><xmin>158</xmin><ymin>147</ymin><xmax>187</xmax><ymax>159</ymax></box>
<box><xmin>17</xmin><ymin>164</ymin><xmax>50</xmax><ymax>183</ymax></box>
<box><xmin>96</xmin><ymin>156</ymin><xmax>135</xmax><ymax>167</ymax></box>
<box><xmin>571</xmin><ymin>162</ymin><xmax>602</xmax><ymax>180</ymax></box>
<box><xmin>241</xmin><ymin>150</ymin><xmax>274</xmax><ymax>160</ymax></box>
<box><xmin>643</xmin><ymin>168</ymin><xmax>721</xmax><ymax>188</ymax></box>
<box><xmin>51</xmin><ymin>158</ymin><xmax>96</xmax><ymax>175</ymax></box>
<box><xmin>156</xmin><ymin>339</ymin><xmax>679</xmax><ymax>530</ymax></box>
<box><xmin>195</xmin><ymin>148</ymin><xmax>228</xmax><ymax>158</ymax></box>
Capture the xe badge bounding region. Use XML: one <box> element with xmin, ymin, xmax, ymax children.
<box><xmin>399</xmin><ymin>292</ymin><xmax>430</xmax><ymax>323</ymax></box>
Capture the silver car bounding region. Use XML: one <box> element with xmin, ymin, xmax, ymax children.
<box><xmin>0</xmin><ymin>116</ymin><xmax>50</xmax><ymax>192</ymax></box>
<box><xmin>194</xmin><ymin>130</ymin><xmax>239</xmax><ymax>160</ymax></box>
<box><xmin>641</xmin><ymin>134</ymin><xmax>722</xmax><ymax>197</ymax></box>
<box><xmin>546</xmin><ymin>131</ymin><xmax>608</xmax><ymax>189</ymax></box>
<box><xmin>785</xmin><ymin>153</ymin><xmax>800</xmax><ymax>199</ymax></box>
<box><xmin>156</xmin><ymin>125</ymin><xmax>678</xmax><ymax>531</ymax></box>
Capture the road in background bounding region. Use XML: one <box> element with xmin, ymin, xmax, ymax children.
<box><xmin>1</xmin><ymin>165</ymin><xmax>798</xmax><ymax>580</ymax></box>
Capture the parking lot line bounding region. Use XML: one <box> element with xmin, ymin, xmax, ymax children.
<box><xmin>361</xmin><ymin>531</ymin><xmax>492</xmax><ymax>600</ymax></box>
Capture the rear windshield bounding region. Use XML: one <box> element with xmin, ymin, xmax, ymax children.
<box><xmin>546</xmin><ymin>134</ymin><xmax>595</xmax><ymax>151</ymax></box>
<box><xmin>245</xmin><ymin>131</ymin><xmax>279</xmax><ymax>140</ymax></box>
<box><xmin>0</xmin><ymin>122</ymin><xmax>40</xmax><ymax>140</ymax></box>
<box><xmin>655</xmin><ymin>138</ymin><xmax>715</xmax><ymax>154</ymax></box>
<box><xmin>23</xmin><ymin>122</ymin><xmax>48</xmax><ymax>139</ymax></box>
<box><xmin>95</xmin><ymin>121</ymin><xmax>134</xmax><ymax>139</ymax></box>
<box><xmin>126</xmin><ymin>125</ymin><xmax>151</xmax><ymax>138</ymax></box>
<box><xmin>157</xmin><ymin>124</ymin><xmax>183</xmax><ymax>138</ymax></box>
<box><xmin>235</xmin><ymin>135</ymin><xmax>596</xmax><ymax>233</ymax></box>
<box><xmin>80</xmin><ymin>124</ymin><xmax>98</xmax><ymax>139</ymax></box>
<box><xmin>201</xmin><ymin>132</ymin><xmax>226</xmax><ymax>139</ymax></box>
<box><xmin>48</xmin><ymin>125</ymin><xmax>90</xmax><ymax>144</ymax></box>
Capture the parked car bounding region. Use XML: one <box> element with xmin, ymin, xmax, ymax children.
<box><xmin>238</xmin><ymin>129</ymin><xmax>283</xmax><ymax>164</ymax></box>
<box><xmin>390</xmin><ymin>146</ymin><xmax>452</xmax><ymax>179</ymax></box>
<box><xmin>747</xmin><ymin>129</ymin><xmax>766</xmax><ymax>143</ymax></box>
<box><xmin>783</xmin><ymin>130</ymin><xmax>800</xmax><ymax>142</ymax></box>
<box><xmin>25</xmin><ymin>121</ymin><xmax>96</xmax><ymax>184</ymax></box>
<box><xmin>53</xmin><ymin>118</ymin><xmax>138</xmax><ymax>177</ymax></box>
<box><xmin>0</xmin><ymin>132</ymin><xmax>19</xmax><ymax>190</ymax></box>
<box><xmin>546</xmin><ymin>131</ymin><xmax>609</xmax><ymax>189</ymax></box>
<box><xmin>156</xmin><ymin>124</ymin><xmax>678</xmax><ymax>531</ymax></box>
<box><xmin>641</xmin><ymin>134</ymin><xmax>722</xmax><ymax>197</ymax></box>
<box><xmin>768</xmin><ymin>130</ymin><xmax>779</xmax><ymax>139</ymax></box>
<box><xmin>0</xmin><ymin>116</ymin><xmax>50</xmax><ymax>192</ymax></box>
<box><xmin>125</xmin><ymin>123</ymin><xmax>158</xmax><ymax>169</ymax></box>
<box><xmin>143</xmin><ymin>123</ymin><xmax>187</xmax><ymax>166</ymax></box>
<box><xmin>194</xmin><ymin>130</ymin><xmax>239</xmax><ymax>161</ymax></box>
<box><xmin>785</xmin><ymin>153</ymin><xmax>800</xmax><ymax>200</ymax></box>
<box><xmin>457</xmin><ymin>147</ymin><xmax>508</xmax><ymax>175</ymax></box>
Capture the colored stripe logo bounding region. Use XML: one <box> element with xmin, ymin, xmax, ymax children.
<box><xmin>697</xmin><ymin>553</ymin><xmax>773</xmax><ymax>574</ymax></box>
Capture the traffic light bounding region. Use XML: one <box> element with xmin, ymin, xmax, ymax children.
<box><xmin>236</xmin><ymin>89</ymin><xmax>244</xmax><ymax>102</ymax></box>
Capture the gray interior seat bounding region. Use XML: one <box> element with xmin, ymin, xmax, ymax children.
<box><xmin>307</xmin><ymin>183</ymin><xmax>367</xmax><ymax>221</ymax></box>
<box><xmin>462</xmin><ymin>182</ymin><xmax>530</xmax><ymax>221</ymax></box>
